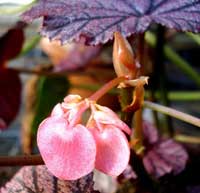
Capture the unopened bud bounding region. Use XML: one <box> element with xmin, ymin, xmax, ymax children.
<box><xmin>113</xmin><ymin>32</ymin><xmax>137</xmax><ymax>78</ymax></box>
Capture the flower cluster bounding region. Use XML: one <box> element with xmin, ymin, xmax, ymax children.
<box><xmin>37</xmin><ymin>94</ymin><xmax>131</xmax><ymax>180</ymax></box>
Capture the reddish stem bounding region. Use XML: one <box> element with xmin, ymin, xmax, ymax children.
<box><xmin>89</xmin><ymin>76</ymin><xmax>129</xmax><ymax>101</ymax></box>
<box><xmin>0</xmin><ymin>154</ymin><xmax>44</xmax><ymax>166</ymax></box>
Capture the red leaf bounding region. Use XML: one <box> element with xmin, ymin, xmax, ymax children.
<box><xmin>0</xmin><ymin>69</ymin><xmax>21</xmax><ymax>130</ymax></box>
<box><xmin>0</xmin><ymin>22</ymin><xmax>25</xmax><ymax>66</ymax></box>
<box><xmin>1</xmin><ymin>165</ymin><xmax>99</xmax><ymax>193</ymax></box>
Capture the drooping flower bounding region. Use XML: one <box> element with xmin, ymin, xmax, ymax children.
<box><xmin>37</xmin><ymin>94</ymin><xmax>131</xmax><ymax>180</ymax></box>
<box><xmin>37</xmin><ymin>95</ymin><xmax>96</xmax><ymax>180</ymax></box>
<box><xmin>87</xmin><ymin>103</ymin><xmax>131</xmax><ymax>176</ymax></box>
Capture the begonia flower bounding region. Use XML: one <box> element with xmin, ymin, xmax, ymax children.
<box><xmin>37</xmin><ymin>94</ymin><xmax>131</xmax><ymax>180</ymax></box>
<box><xmin>87</xmin><ymin>103</ymin><xmax>131</xmax><ymax>176</ymax></box>
<box><xmin>37</xmin><ymin>95</ymin><xmax>96</xmax><ymax>180</ymax></box>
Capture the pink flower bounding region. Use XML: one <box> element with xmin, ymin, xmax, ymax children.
<box><xmin>37</xmin><ymin>95</ymin><xmax>131</xmax><ymax>180</ymax></box>
<box><xmin>37</xmin><ymin>95</ymin><xmax>96</xmax><ymax>180</ymax></box>
<box><xmin>87</xmin><ymin>103</ymin><xmax>131</xmax><ymax>176</ymax></box>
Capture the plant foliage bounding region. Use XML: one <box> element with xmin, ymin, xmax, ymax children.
<box><xmin>22</xmin><ymin>0</ymin><xmax>200</xmax><ymax>45</ymax></box>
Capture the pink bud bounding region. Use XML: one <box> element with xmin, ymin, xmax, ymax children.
<box><xmin>37</xmin><ymin>116</ymin><xmax>96</xmax><ymax>180</ymax></box>
<box><xmin>113</xmin><ymin>32</ymin><xmax>137</xmax><ymax>79</ymax></box>
<box><xmin>87</xmin><ymin>104</ymin><xmax>130</xmax><ymax>176</ymax></box>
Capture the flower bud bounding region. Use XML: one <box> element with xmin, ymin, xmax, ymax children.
<box><xmin>113</xmin><ymin>32</ymin><xmax>137</xmax><ymax>79</ymax></box>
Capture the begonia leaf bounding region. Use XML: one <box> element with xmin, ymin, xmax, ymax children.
<box><xmin>1</xmin><ymin>165</ymin><xmax>99</xmax><ymax>193</ymax></box>
<box><xmin>143</xmin><ymin>139</ymin><xmax>188</xmax><ymax>178</ymax></box>
<box><xmin>22</xmin><ymin>0</ymin><xmax>200</xmax><ymax>45</ymax></box>
<box><xmin>143</xmin><ymin>121</ymin><xmax>159</xmax><ymax>145</ymax></box>
<box><xmin>118</xmin><ymin>165</ymin><xmax>137</xmax><ymax>181</ymax></box>
<box><xmin>141</xmin><ymin>122</ymin><xmax>188</xmax><ymax>178</ymax></box>
<box><xmin>0</xmin><ymin>69</ymin><xmax>21</xmax><ymax>130</ymax></box>
<box><xmin>0</xmin><ymin>22</ymin><xmax>25</xmax><ymax>66</ymax></box>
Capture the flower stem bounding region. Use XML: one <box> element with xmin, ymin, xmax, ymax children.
<box><xmin>89</xmin><ymin>76</ymin><xmax>128</xmax><ymax>101</ymax></box>
<box><xmin>133</xmin><ymin>108</ymin><xmax>145</xmax><ymax>155</ymax></box>
<box><xmin>143</xmin><ymin>101</ymin><xmax>200</xmax><ymax>128</ymax></box>
<box><xmin>174</xmin><ymin>134</ymin><xmax>200</xmax><ymax>144</ymax></box>
<box><xmin>132</xmin><ymin>33</ymin><xmax>145</xmax><ymax>155</ymax></box>
<box><xmin>0</xmin><ymin>154</ymin><xmax>44</xmax><ymax>166</ymax></box>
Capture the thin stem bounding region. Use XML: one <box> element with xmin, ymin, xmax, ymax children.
<box><xmin>132</xmin><ymin>33</ymin><xmax>145</xmax><ymax>154</ymax></box>
<box><xmin>120</xmin><ymin>87</ymin><xmax>134</xmax><ymax>126</ymax></box>
<box><xmin>146</xmin><ymin>91</ymin><xmax>200</xmax><ymax>101</ymax></box>
<box><xmin>143</xmin><ymin>101</ymin><xmax>200</xmax><ymax>128</ymax></box>
<box><xmin>186</xmin><ymin>32</ymin><xmax>200</xmax><ymax>45</ymax></box>
<box><xmin>174</xmin><ymin>134</ymin><xmax>200</xmax><ymax>144</ymax></box>
<box><xmin>66</xmin><ymin>81</ymin><xmax>200</xmax><ymax>101</ymax></box>
<box><xmin>145</xmin><ymin>32</ymin><xmax>200</xmax><ymax>87</ymax></box>
<box><xmin>0</xmin><ymin>154</ymin><xmax>44</xmax><ymax>166</ymax></box>
<box><xmin>133</xmin><ymin>108</ymin><xmax>145</xmax><ymax>155</ymax></box>
<box><xmin>8</xmin><ymin>67</ymin><xmax>109</xmax><ymax>77</ymax></box>
<box><xmin>19</xmin><ymin>35</ymin><xmax>41</xmax><ymax>57</ymax></box>
<box><xmin>155</xmin><ymin>25</ymin><xmax>173</xmax><ymax>136</ymax></box>
<box><xmin>89</xmin><ymin>76</ymin><xmax>128</xmax><ymax>101</ymax></box>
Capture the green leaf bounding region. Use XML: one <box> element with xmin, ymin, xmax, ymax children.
<box><xmin>31</xmin><ymin>76</ymin><xmax>70</xmax><ymax>136</ymax></box>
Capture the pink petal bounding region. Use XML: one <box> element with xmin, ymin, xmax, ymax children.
<box><xmin>91</xmin><ymin>104</ymin><xmax>131</xmax><ymax>135</ymax></box>
<box><xmin>61</xmin><ymin>97</ymin><xmax>89</xmax><ymax>127</ymax></box>
<box><xmin>63</xmin><ymin>94</ymin><xmax>82</xmax><ymax>104</ymax></box>
<box><xmin>37</xmin><ymin>116</ymin><xmax>96</xmax><ymax>180</ymax></box>
<box><xmin>89</xmin><ymin>126</ymin><xmax>130</xmax><ymax>176</ymax></box>
<box><xmin>51</xmin><ymin>103</ymin><xmax>65</xmax><ymax>117</ymax></box>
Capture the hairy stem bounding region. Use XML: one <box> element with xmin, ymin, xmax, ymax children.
<box><xmin>143</xmin><ymin>101</ymin><xmax>200</xmax><ymax>128</ymax></box>
<box><xmin>89</xmin><ymin>76</ymin><xmax>128</xmax><ymax>101</ymax></box>
<box><xmin>133</xmin><ymin>108</ymin><xmax>145</xmax><ymax>155</ymax></box>
<box><xmin>132</xmin><ymin>33</ymin><xmax>145</xmax><ymax>154</ymax></box>
<box><xmin>0</xmin><ymin>154</ymin><xmax>44</xmax><ymax>166</ymax></box>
